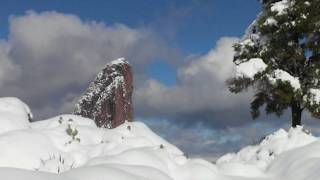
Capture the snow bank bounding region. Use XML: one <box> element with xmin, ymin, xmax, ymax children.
<box><xmin>0</xmin><ymin>97</ymin><xmax>32</xmax><ymax>134</ymax></box>
<box><xmin>216</xmin><ymin>126</ymin><xmax>316</xmax><ymax>176</ymax></box>
<box><xmin>0</xmin><ymin>97</ymin><xmax>224</xmax><ymax>180</ymax></box>
<box><xmin>267</xmin><ymin>141</ymin><xmax>320</xmax><ymax>180</ymax></box>
<box><xmin>236</xmin><ymin>58</ymin><xmax>267</xmax><ymax>79</ymax></box>
<box><xmin>1</xmin><ymin>97</ymin><xmax>320</xmax><ymax>180</ymax></box>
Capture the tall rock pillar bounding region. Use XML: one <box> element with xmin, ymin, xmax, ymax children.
<box><xmin>74</xmin><ymin>58</ymin><xmax>133</xmax><ymax>128</ymax></box>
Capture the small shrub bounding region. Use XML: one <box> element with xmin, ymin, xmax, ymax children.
<box><xmin>58</xmin><ymin>117</ymin><xmax>63</xmax><ymax>124</ymax></box>
<box><xmin>61</xmin><ymin>118</ymin><xmax>81</xmax><ymax>144</ymax></box>
<box><xmin>160</xmin><ymin>144</ymin><xmax>164</xmax><ymax>149</ymax></box>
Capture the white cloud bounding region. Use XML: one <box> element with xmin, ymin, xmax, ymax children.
<box><xmin>0</xmin><ymin>41</ymin><xmax>20</xmax><ymax>85</ymax></box>
<box><xmin>141</xmin><ymin>117</ymin><xmax>288</xmax><ymax>161</ymax></box>
<box><xmin>0</xmin><ymin>11</ymin><xmax>178</xmax><ymax>118</ymax></box>
<box><xmin>135</xmin><ymin>37</ymin><xmax>251</xmax><ymax>116</ymax></box>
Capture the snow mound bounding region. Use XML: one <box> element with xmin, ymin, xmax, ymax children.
<box><xmin>1</xmin><ymin>97</ymin><xmax>320</xmax><ymax>180</ymax></box>
<box><xmin>0</xmin><ymin>97</ymin><xmax>32</xmax><ymax>134</ymax></box>
<box><xmin>216</xmin><ymin>126</ymin><xmax>317</xmax><ymax>175</ymax></box>
<box><xmin>267</xmin><ymin>140</ymin><xmax>320</xmax><ymax>180</ymax></box>
<box><xmin>0</xmin><ymin>97</ymin><xmax>223</xmax><ymax>180</ymax></box>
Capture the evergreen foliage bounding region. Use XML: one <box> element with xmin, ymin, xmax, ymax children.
<box><xmin>228</xmin><ymin>0</ymin><xmax>320</xmax><ymax>127</ymax></box>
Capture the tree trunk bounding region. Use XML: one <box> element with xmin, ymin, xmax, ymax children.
<box><xmin>291</xmin><ymin>100</ymin><xmax>303</xmax><ymax>128</ymax></box>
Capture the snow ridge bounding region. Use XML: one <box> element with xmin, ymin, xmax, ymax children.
<box><xmin>0</xmin><ymin>98</ymin><xmax>320</xmax><ymax>180</ymax></box>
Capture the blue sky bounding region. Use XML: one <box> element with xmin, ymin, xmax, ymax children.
<box><xmin>0</xmin><ymin>0</ymin><xmax>261</xmax><ymax>86</ymax></box>
<box><xmin>3</xmin><ymin>0</ymin><xmax>312</xmax><ymax>160</ymax></box>
<box><xmin>0</xmin><ymin>1</ymin><xmax>261</xmax><ymax>45</ymax></box>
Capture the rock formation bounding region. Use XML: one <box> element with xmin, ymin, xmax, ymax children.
<box><xmin>74</xmin><ymin>58</ymin><xmax>133</xmax><ymax>128</ymax></box>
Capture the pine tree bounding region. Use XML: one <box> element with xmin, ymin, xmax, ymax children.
<box><xmin>228</xmin><ymin>0</ymin><xmax>320</xmax><ymax>127</ymax></box>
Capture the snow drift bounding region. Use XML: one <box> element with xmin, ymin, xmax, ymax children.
<box><xmin>0</xmin><ymin>97</ymin><xmax>319</xmax><ymax>180</ymax></box>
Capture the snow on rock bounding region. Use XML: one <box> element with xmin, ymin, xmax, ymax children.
<box><xmin>74</xmin><ymin>57</ymin><xmax>133</xmax><ymax>129</ymax></box>
<box><xmin>236</xmin><ymin>58</ymin><xmax>267</xmax><ymax>79</ymax></box>
<box><xmin>110</xmin><ymin>57</ymin><xmax>127</xmax><ymax>65</ymax></box>
<box><xmin>0</xmin><ymin>97</ymin><xmax>32</xmax><ymax>134</ymax></box>
<box><xmin>216</xmin><ymin>126</ymin><xmax>316</xmax><ymax>175</ymax></box>
<box><xmin>267</xmin><ymin>69</ymin><xmax>301</xmax><ymax>90</ymax></box>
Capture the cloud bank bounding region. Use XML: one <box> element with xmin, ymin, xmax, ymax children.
<box><xmin>135</xmin><ymin>37</ymin><xmax>253</xmax><ymax>128</ymax></box>
<box><xmin>0</xmin><ymin>11</ymin><xmax>179</xmax><ymax>118</ymax></box>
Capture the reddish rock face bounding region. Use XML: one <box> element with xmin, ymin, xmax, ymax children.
<box><xmin>74</xmin><ymin>58</ymin><xmax>133</xmax><ymax>128</ymax></box>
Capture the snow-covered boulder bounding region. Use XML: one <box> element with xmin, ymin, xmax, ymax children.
<box><xmin>0</xmin><ymin>97</ymin><xmax>32</xmax><ymax>134</ymax></box>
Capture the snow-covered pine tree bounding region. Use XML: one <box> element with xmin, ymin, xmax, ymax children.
<box><xmin>227</xmin><ymin>0</ymin><xmax>320</xmax><ymax>127</ymax></box>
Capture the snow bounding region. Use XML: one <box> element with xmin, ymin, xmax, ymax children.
<box><xmin>307</xmin><ymin>88</ymin><xmax>320</xmax><ymax>105</ymax></box>
<box><xmin>236</xmin><ymin>58</ymin><xmax>267</xmax><ymax>79</ymax></box>
<box><xmin>267</xmin><ymin>141</ymin><xmax>320</xmax><ymax>180</ymax></box>
<box><xmin>217</xmin><ymin>126</ymin><xmax>316</xmax><ymax>173</ymax></box>
<box><xmin>304</xmin><ymin>1</ymin><xmax>311</xmax><ymax>6</ymax></box>
<box><xmin>309</xmin><ymin>89</ymin><xmax>320</xmax><ymax>104</ymax></box>
<box><xmin>0</xmin><ymin>97</ymin><xmax>32</xmax><ymax>134</ymax></box>
<box><xmin>267</xmin><ymin>69</ymin><xmax>301</xmax><ymax>90</ymax></box>
<box><xmin>240</xmin><ymin>39</ymin><xmax>255</xmax><ymax>47</ymax></box>
<box><xmin>235</xmin><ymin>57</ymin><xmax>301</xmax><ymax>91</ymax></box>
<box><xmin>264</xmin><ymin>18</ymin><xmax>277</xmax><ymax>26</ymax></box>
<box><xmin>270</xmin><ymin>0</ymin><xmax>290</xmax><ymax>15</ymax></box>
<box><xmin>1</xmin><ymin>97</ymin><xmax>320</xmax><ymax>180</ymax></box>
<box><xmin>110</xmin><ymin>57</ymin><xmax>127</xmax><ymax>65</ymax></box>
<box><xmin>0</xmin><ymin>98</ymin><xmax>222</xmax><ymax>180</ymax></box>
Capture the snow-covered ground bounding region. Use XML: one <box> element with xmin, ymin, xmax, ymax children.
<box><xmin>0</xmin><ymin>97</ymin><xmax>320</xmax><ymax>180</ymax></box>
